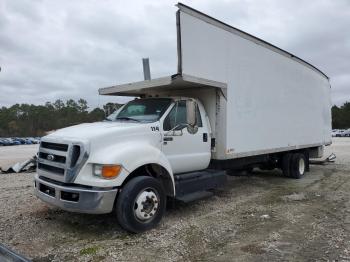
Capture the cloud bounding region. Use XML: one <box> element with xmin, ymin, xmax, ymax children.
<box><xmin>0</xmin><ymin>0</ymin><xmax>349</xmax><ymax>108</ymax></box>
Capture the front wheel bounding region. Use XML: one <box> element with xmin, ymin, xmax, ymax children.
<box><xmin>116</xmin><ymin>176</ymin><xmax>166</xmax><ymax>233</ymax></box>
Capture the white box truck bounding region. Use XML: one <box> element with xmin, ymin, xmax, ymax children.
<box><xmin>34</xmin><ymin>3</ymin><xmax>332</xmax><ymax>232</ymax></box>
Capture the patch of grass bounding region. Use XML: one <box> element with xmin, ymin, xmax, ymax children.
<box><xmin>80</xmin><ymin>246</ymin><xmax>99</xmax><ymax>256</ymax></box>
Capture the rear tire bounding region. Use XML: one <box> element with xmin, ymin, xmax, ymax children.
<box><xmin>282</xmin><ymin>153</ymin><xmax>292</xmax><ymax>177</ymax></box>
<box><xmin>116</xmin><ymin>176</ymin><xmax>166</xmax><ymax>233</ymax></box>
<box><xmin>289</xmin><ymin>153</ymin><xmax>306</xmax><ymax>179</ymax></box>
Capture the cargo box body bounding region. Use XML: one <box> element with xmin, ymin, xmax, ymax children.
<box><xmin>177</xmin><ymin>4</ymin><xmax>331</xmax><ymax>160</ymax></box>
<box><xmin>100</xmin><ymin>3</ymin><xmax>332</xmax><ymax>161</ymax></box>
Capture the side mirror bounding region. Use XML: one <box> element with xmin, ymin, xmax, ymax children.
<box><xmin>186</xmin><ymin>100</ymin><xmax>198</xmax><ymax>134</ymax></box>
<box><xmin>186</xmin><ymin>100</ymin><xmax>197</xmax><ymax>126</ymax></box>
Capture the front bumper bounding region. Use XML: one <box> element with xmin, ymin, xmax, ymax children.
<box><xmin>34</xmin><ymin>174</ymin><xmax>118</xmax><ymax>214</ymax></box>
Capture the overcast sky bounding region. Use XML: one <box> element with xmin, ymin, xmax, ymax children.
<box><xmin>0</xmin><ymin>0</ymin><xmax>349</xmax><ymax>108</ymax></box>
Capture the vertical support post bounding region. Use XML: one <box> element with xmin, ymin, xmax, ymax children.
<box><xmin>142</xmin><ymin>58</ymin><xmax>151</xmax><ymax>80</ymax></box>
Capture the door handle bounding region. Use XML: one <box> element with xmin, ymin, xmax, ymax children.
<box><xmin>203</xmin><ymin>133</ymin><xmax>208</xmax><ymax>142</ymax></box>
<box><xmin>163</xmin><ymin>137</ymin><xmax>173</xmax><ymax>141</ymax></box>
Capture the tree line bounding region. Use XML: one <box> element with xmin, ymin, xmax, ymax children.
<box><xmin>332</xmin><ymin>102</ymin><xmax>350</xmax><ymax>129</ymax></box>
<box><xmin>0</xmin><ymin>99</ymin><xmax>349</xmax><ymax>137</ymax></box>
<box><xmin>0</xmin><ymin>99</ymin><xmax>123</xmax><ymax>137</ymax></box>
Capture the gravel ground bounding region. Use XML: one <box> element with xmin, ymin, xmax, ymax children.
<box><xmin>0</xmin><ymin>138</ymin><xmax>349</xmax><ymax>261</ymax></box>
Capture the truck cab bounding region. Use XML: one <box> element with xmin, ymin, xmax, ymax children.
<box><xmin>35</xmin><ymin>96</ymin><xmax>219</xmax><ymax>232</ymax></box>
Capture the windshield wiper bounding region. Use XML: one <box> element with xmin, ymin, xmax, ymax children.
<box><xmin>116</xmin><ymin>116</ymin><xmax>140</xmax><ymax>122</ymax></box>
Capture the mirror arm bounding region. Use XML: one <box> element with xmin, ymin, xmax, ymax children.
<box><xmin>165</xmin><ymin>123</ymin><xmax>187</xmax><ymax>136</ymax></box>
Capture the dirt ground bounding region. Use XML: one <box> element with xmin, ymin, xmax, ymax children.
<box><xmin>0</xmin><ymin>138</ymin><xmax>349</xmax><ymax>261</ymax></box>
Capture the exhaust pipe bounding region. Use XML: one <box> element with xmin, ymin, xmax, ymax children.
<box><xmin>142</xmin><ymin>58</ymin><xmax>151</xmax><ymax>80</ymax></box>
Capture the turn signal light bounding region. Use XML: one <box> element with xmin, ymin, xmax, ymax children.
<box><xmin>101</xmin><ymin>165</ymin><xmax>122</xmax><ymax>179</ymax></box>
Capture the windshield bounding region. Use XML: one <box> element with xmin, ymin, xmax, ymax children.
<box><xmin>106</xmin><ymin>98</ymin><xmax>172</xmax><ymax>123</ymax></box>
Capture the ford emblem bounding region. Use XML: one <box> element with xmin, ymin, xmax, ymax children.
<box><xmin>47</xmin><ymin>154</ymin><xmax>55</xmax><ymax>161</ymax></box>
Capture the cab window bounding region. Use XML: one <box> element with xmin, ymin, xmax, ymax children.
<box><xmin>163</xmin><ymin>100</ymin><xmax>203</xmax><ymax>131</ymax></box>
<box><xmin>108</xmin><ymin>98</ymin><xmax>172</xmax><ymax>122</ymax></box>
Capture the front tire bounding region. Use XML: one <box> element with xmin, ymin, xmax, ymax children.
<box><xmin>116</xmin><ymin>176</ymin><xmax>166</xmax><ymax>233</ymax></box>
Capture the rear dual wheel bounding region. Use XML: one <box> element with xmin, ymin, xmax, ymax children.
<box><xmin>282</xmin><ymin>153</ymin><xmax>306</xmax><ymax>179</ymax></box>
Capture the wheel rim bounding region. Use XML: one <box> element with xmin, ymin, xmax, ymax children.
<box><xmin>298</xmin><ymin>158</ymin><xmax>305</xmax><ymax>175</ymax></box>
<box><xmin>134</xmin><ymin>188</ymin><xmax>159</xmax><ymax>222</ymax></box>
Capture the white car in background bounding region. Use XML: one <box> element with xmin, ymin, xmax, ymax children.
<box><xmin>342</xmin><ymin>129</ymin><xmax>350</xmax><ymax>137</ymax></box>
<box><xmin>332</xmin><ymin>129</ymin><xmax>349</xmax><ymax>137</ymax></box>
<box><xmin>332</xmin><ymin>130</ymin><xmax>340</xmax><ymax>137</ymax></box>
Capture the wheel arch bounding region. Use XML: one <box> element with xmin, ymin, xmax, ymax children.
<box><xmin>122</xmin><ymin>163</ymin><xmax>175</xmax><ymax>197</ymax></box>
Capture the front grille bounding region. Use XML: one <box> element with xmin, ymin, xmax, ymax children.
<box><xmin>41</xmin><ymin>141</ymin><xmax>68</xmax><ymax>151</ymax></box>
<box><xmin>38</xmin><ymin>163</ymin><xmax>65</xmax><ymax>175</ymax></box>
<box><xmin>37</xmin><ymin>140</ymin><xmax>86</xmax><ymax>183</ymax></box>
<box><xmin>70</xmin><ymin>145</ymin><xmax>80</xmax><ymax>167</ymax></box>
<box><xmin>39</xmin><ymin>152</ymin><xmax>66</xmax><ymax>163</ymax></box>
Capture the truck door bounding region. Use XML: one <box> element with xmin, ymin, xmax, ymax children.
<box><xmin>161</xmin><ymin>100</ymin><xmax>211</xmax><ymax>174</ymax></box>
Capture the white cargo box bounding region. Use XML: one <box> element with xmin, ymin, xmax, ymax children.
<box><xmin>100</xmin><ymin>3</ymin><xmax>332</xmax><ymax>160</ymax></box>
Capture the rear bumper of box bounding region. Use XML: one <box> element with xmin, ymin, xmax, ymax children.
<box><xmin>34</xmin><ymin>174</ymin><xmax>118</xmax><ymax>214</ymax></box>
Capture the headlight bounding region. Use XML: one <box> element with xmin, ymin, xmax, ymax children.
<box><xmin>93</xmin><ymin>164</ymin><xmax>122</xmax><ymax>179</ymax></box>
